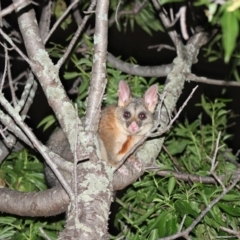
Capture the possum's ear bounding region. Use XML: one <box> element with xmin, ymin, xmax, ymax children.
<box><xmin>143</xmin><ymin>85</ymin><xmax>158</xmax><ymax>112</ymax></box>
<box><xmin>118</xmin><ymin>80</ymin><xmax>131</xmax><ymax>107</ymax></box>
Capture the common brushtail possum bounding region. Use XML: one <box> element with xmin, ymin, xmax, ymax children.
<box><xmin>98</xmin><ymin>80</ymin><xmax>158</xmax><ymax>166</ymax></box>
<box><xmin>45</xmin><ymin>81</ymin><xmax>158</xmax><ymax>186</ymax></box>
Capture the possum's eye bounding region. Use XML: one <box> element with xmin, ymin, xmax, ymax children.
<box><xmin>138</xmin><ymin>112</ymin><xmax>146</xmax><ymax>120</ymax></box>
<box><xmin>123</xmin><ymin>111</ymin><xmax>131</xmax><ymax>119</ymax></box>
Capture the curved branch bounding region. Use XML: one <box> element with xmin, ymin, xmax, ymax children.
<box><xmin>108</xmin><ymin>53</ymin><xmax>240</xmax><ymax>87</ymax></box>
<box><xmin>107</xmin><ymin>53</ymin><xmax>172</xmax><ymax>77</ymax></box>
<box><xmin>0</xmin><ymin>186</ymin><xmax>69</xmax><ymax>216</ymax></box>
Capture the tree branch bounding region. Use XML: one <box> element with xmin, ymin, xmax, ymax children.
<box><xmin>151</xmin><ymin>0</ymin><xmax>178</xmax><ymax>47</ymax></box>
<box><xmin>85</xmin><ymin>0</ymin><xmax>109</xmax><ymax>133</ymax></box>
<box><xmin>56</xmin><ymin>0</ymin><xmax>96</xmax><ymax>68</ymax></box>
<box><xmin>185</xmin><ymin>72</ymin><xmax>240</xmax><ymax>87</ymax></box>
<box><xmin>0</xmin><ymin>0</ymin><xmax>28</xmax><ymax>18</ymax></box>
<box><xmin>0</xmin><ymin>186</ymin><xmax>69</xmax><ymax>216</ymax></box>
<box><xmin>107</xmin><ymin>52</ymin><xmax>172</xmax><ymax>77</ymax></box>
<box><xmin>11</xmin><ymin>0</ymin><xmax>85</xmax><ymax>155</ymax></box>
<box><xmin>43</xmin><ymin>0</ymin><xmax>79</xmax><ymax>45</ymax></box>
<box><xmin>39</xmin><ymin>0</ymin><xmax>52</xmax><ymax>41</ymax></box>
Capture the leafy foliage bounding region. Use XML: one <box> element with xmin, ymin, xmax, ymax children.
<box><xmin>0</xmin><ymin>150</ymin><xmax>64</xmax><ymax>239</ymax></box>
<box><xmin>0</xmin><ymin>149</ymin><xmax>46</xmax><ymax>192</ymax></box>
<box><xmin>53</xmin><ymin>0</ymin><xmax>72</xmax><ymax>30</ymax></box>
<box><xmin>195</xmin><ymin>0</ymin><xmax>240</xmax><ymax>63</ymax></box>
<box><xmin>2</xmin><ymin>0</ymin><xmax>240</xmax><ymax>239</ymax></box>
<box><xmin>112</xmin><ymin>97</ymin><xmax>238</xmax><ymax>239</ymax></box>
<box><xmin>109</xmin><ymin>0</ymin><xmax>163</xmax><ymax>34</ymax></box>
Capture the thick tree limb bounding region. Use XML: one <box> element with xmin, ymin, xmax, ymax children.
<box><xmin>0</xmin><ymin>186</ymin><xmax>69</xmax><ymax>216</ymax></box>
<box><xmin>57</xmin><ymin>1</ymin><xmax>113</xmax><ymax>239</ymax></box>
<box><xmin>85</xmin><ymin>1</ymin><xmax>108</xmax><ymax>133</ymax></box>
<box><xmin>11</xmin><ymin>0</ymin><xmax>84</xmax><ymax>155</ymax></box>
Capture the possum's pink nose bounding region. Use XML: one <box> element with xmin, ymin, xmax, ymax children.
<box><xmin>128</xmin><ymin>121</ymin><xmax>139</xmax><ymax>133</ymax></box>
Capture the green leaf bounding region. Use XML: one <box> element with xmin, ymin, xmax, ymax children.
<box><xmin>208</xmin><ymin>56</ymin><xmax>219</xmax><ymax>62</ymax></box>
<box><xmin>160</xmin><ymin>0</ymin><xmax>184</xmax><ymax>5</ymax></box>
<box><xmin>64</xmin><ymin>71</ymin><xmax>80</xmax><ymax>80</ymax></box>
<box><xmin>220</xmin><ymin>10</ymin><xmax>239</xmax><ymax>63</ymax></box>
<box><xmin>147</xmin><ymin>211</ymin><xmax>168</xmax><ymax>232</ymax></box>
<box><xmin>133</xmin><ymin>204</ymin><xmax>160</xmax><ymax>225</ymax></box>
<box><xmin>204</xmin><ymin>215</ymin><xmax>220</xmax><ymax>229</ymax></box>
<box><xmin>157</xmin><ymin>213</ymin><xmax>178</xmax><ymax>237</ymax></box>
<box><xmin>166</xmin><ymin>140</ymin><xmax>188</xmax><ymax>155</ymax></box>
<box><xmin>221</xmin><ymin>193</ymin><xmax>240</xmax><ymax>201</ymax></box>
<box><xmin>218</xmin><ymin>203</ymin><xmax>240</xmax><ymax>217</ymax></box>
<box><xmin>174</xmin><ymin>200</ymin><xmax>198</xmax><ymax>218</ymax></box>
<box><xmin>37</xmin><ymin>115</ymin><xmax>56</xmax><ymax>131</ymax></box>
<box><xmin>148</xmin><ymin>229</ymin><xmax>159</xmax><ymax>240</ymax></box>
<box><xmin>168</xmin><ymin>176</ymin><xmax>176</xmax><ymax>195</ymax></box>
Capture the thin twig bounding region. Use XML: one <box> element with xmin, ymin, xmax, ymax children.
<box><xmin>71</xmin><ymin>0</ymin><xmax>82</xmax><ymax>24</ymax></box>
<box><xmin>208</xmin><ymin>132</ymin><xmax>226</xmax><ymax>190</ymax></box>
<box><xmin>0</xmin><ymin>29</ymin><xmax>34</xmax><ymax>67</ymax></box>
<box><xmin>179</xmin><ymin>6</ymin><xmax>188</xmax><ymax>40</ymax></box>
<box><xmin>39</xmin><ymin>0</ymin><xmax>52</xmax><ymax>41</ymax></box>
<box><xmin>57</xmin><ymin>0</ymin><xmax>96</xmax><ymax>69</ymax></box>
<box><xmin>178</xmin><ymin>215</ymin><xmax>186</xmax><ymax>232</ymax></box>
<box><xmin>151</xmin><ymin>85</ymin><xmax>199</xmax><ymax>137</ymax></box>
<box><xmin>7</xmin><ymin>58</ymin><xmax>18</xmax><ymax>108</ymax></box>
<box><xmin>0</xmin><ymin>43</ymin><xmax>8</xmax><ymax>91</ymax></box>
<box><xmin>162</xmin><ymin>145</ymin><xmax>181</xmax><ymax>171</ymax></box>
<box><xmin>110</xmin><ymin>0</ymin><xmax>147</xmax><ymax>27</ymax></box>
<box><xmin>20</xmin><ymin>73</ymin><xmax>38</xmax><ymax>117</ymax></box>
<box><xmin>107</xmin><ymin>55</ymin><xmax>240</xmax><ymax>87</ymax></box>
<box><xmin>107</xmin><ymin>52</ymin><xmax>172</xmax><ymax>77</ymax></box>
<box><xmin>151</xmin><ymin>0</ymin><xmax>178</xmax><ymax>47</ymax></box>
<box><xmin>0</xmin><ymin>127</ymin><xmax>11</xmax><ymax>147</ymax></box>
<box><xmin>44</xmin><ymin>0</ymin><xmax>79</xmax><ymax>44</ymax></box>
<box><xmin>148</xmin><ymin>44</ymin><xmax>175</xmax><ymax>52</ymax></box>
<box><xmin>0</xmin><ymin>0</ymin><xmax>28</xmax><ymax>18</ymax></box>
<box><xmin>185</xmin><ymin>72</ymin><xmax>240</xmax><ymax>87</ymax></box>
<box><xmin>115</xmin><ymin>0</ymin><xmax>122</xmax><ymax>26</ymax></box>
<box><xmin>219</xmin><ymin>226</ymin><xmax>240</xmax><ymax>239</ymax></box>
